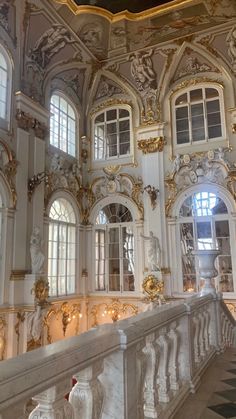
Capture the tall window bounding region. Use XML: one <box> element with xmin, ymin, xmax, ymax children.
<box><xmin>0</xmin><ymin>48</ymin><xmax>10</xmax><ymax>123</ymax></box>
<box><xmin>95</xmin><ymin>203</ymin><xmax>135</xmax><ymax>292</ymax></box>
<box><xmin>50</xmin><ymin>94</ymin><xmax>76</xmax><ymax>156</ymax></box>
<box><xmin>174</xmin><ymin>86</ymin><xmax>224</xmax><ymax>146</ymax></box>
<box><xmin>179</xmin><ymin>191</ymin><xmax>233</xmax><ymax>293</ymax></box>
<box><xmin>94</xmin><ymin>108</ymin><xmax>131</xmax><ymax>160</ymax></box>
<box><xmin>48</xmin><ymin>198</ymin><xmax>76</xmax><ymax>297</ymax></box>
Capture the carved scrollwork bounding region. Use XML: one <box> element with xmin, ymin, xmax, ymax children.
<box><xmin>0</xmin><ymin>139</ymin><xmax>18</xmax><ymax>208</ymax></box>
<box><xmin>165</xmin><ymin>147</ymin><xmax>234</xmax><ymax>216</ymax></box>
<box><xmin>15</xmin><ymin>109</ymin><xmax>48</xmax><ymax>139</ymax></box>
<box><xmin>138</xmin><ymin>137</ymin><xmax>165</xmax><ymax>154</ymax></box>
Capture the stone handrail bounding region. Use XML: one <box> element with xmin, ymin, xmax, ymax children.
<box><xmin>0</xmin><ymin>294</ymin><xmax>235</xmax><ymax>419</ymax></box>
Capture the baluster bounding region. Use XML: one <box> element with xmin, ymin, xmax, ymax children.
<box><xmin>203</xmin><ymin>310</ymin><xmax>210</xmax><ymax>352</ymax></box>
<box><xmin>199</xmin><ymin>311</ymin><xmax>206</xmax><ymax>358</ymax></box>
<box><xmin>168</xmin><ymin>322</ymin><xmax>180</xmax><ymax>391</ymax></box>
<box><xmin>156</xmin><ymin>328</ymin><xmax>171</xmax><ymax>403</ymax></box>
<box><xmin>142</xmin><ymin>333</ymin><xmax>158</xmax><ymax>418</ymax></box>
<box><xmin>29</xmin><ymin>378</ymin><xmax>74</xmax><ymax>419</ymax></box>
<box><xmin>192</xmin><ymin>315</ymin><xmax>201</xmax><ymax>364</ymax></box>
<box><xmin>69</xmin><ymin>360</ymin><xmax>104</xmax><ymax>419</ymax></box>
<box><xmin>136</xmin><ymin>340</ymin><xmax>145</xmax><ymax>419</ymax></box>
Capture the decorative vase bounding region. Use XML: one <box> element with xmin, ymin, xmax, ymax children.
<box><xmin>192</xmin><ymin>249</ymin><xmax>220</xmax><ymax>296</ymax></box>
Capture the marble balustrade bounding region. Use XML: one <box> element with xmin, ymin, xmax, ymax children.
<box><xmin>0</xmin><ymin>294</ymin><xmax>235</xmax><ymax>419</ymax></box>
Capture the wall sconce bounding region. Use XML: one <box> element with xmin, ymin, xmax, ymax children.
<box><xmin>144</xmin><ymin>185</ymin><xmax>159</xmax><ymax>210</ymax></box>
<box><xmin>232</xmin><ymin>123</ymin><xmax>236</xmax><ymax>134</ymax></box>
<box><xmin>28</xmin><ymin>171</ymin><xmax>50</xmax><ymax>201</ymax></box>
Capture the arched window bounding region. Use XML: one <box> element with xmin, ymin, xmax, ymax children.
<box><xmin>93</xmin><ymin>107</ymin><xmax>131</xmax><ymax>161</ymax></box>
<box><xmin>179</xmin><ymin>191</ymin><xmax>233</xmax><ymax>293</ymax></box>
<box><xmin>48</xmin><ymin>198</ymin><xmax>76</xmax><ymax>297</ymax></box>
<box><xmin>0</xmin><ymin>46</ymin><xmax>11</xmax><ymax>125</ymax></box>
<box><xmin>173</xmin><ymin>86</ymin><xmax>225</xmax><ymax>146</ymax></box>
<box><xmin>50</xmin><ymin>94</ymin><xmax>76</xmax><ymax>156</ymax></box>
<box><xmin>95</xmin><ymin>203</ymin><xmax>135</xmax><ymax>292</ymax></box>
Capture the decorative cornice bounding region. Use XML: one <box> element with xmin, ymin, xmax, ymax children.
<box><xmin>138</xmin><ymin>137</ymin><xmax>165</xmax><ymax>154</ymax></box>
<box><xmin>90</xmin><ymin>99</ymin><xmax>133</xmax><ymax>117</ymax></box>
<box><xmin>15</xmin><ymin>109</ymin><xmax>48</xmax><ymax>139</ymax></box>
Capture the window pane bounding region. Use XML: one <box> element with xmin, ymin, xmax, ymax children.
<box><xmin>177</xmin><ymin>131</ymin><xmax>190</xmax><ymax>144</ymax></box>
<box><xmin>206</xmin><ymin>99</ymin><xmax>220</xmax><ymax>113</ymax></box>
<box><xmin>206</xmin><ymin>88</ymin><xmax>218</xmax><ymax>99</ymax></box>
<box><xmin>191</xmin><ymin>103</ymin><xmax>203</xmax><ymax>117</ymax></box>
<box><xmin>107</xmin><ymin>109</ymin><xmax>117</xmax><ymax>120</ymax></box>
<box><xmin>175</xmin><ymin>93</ymin><xmax>187</xmax><ymax>105</ymax></box>
<box><xmin>95</xmin><ymin>113</ymin><xmax>104</xmax><ymax>123</ymax></box>
<box><xmin>176</xmin><ymin>118</ymin><xmax>189</xmax><ymax>131</ymax></box>
<box><xmin>208</xmin><ymin>125</ymin><xmax>222</xmax><ymax>138</ymax></box>
<box><xmin>176</xmin><ymin>106</ymin><xmax>188</xmax><ymax>119</ymax></box>
<box><xmin>190</xmin><ymin>89</ymin><xmax>202</xmax><ymax>101</ymax></box>
<box><xmin>119</xmin><ymin>109</ymin><xmax>129</xmax><ymax>118</ymax></box>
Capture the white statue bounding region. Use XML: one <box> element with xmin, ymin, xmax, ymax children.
<box><xmin>172</xmin><ymin>154</ymin><xmax>181</xmax><ymax>174</ymax></box>
<box><xmin>141</xmin><ymin>231</ymin><xmax>161</xmax><ymax>272</ymax></box>
<box><xmin>30</xmin><ymin>227</ymin><xmax>45</xmax><ymax>274</ymax></box>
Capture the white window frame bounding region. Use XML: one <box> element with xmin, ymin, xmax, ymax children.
<box><xmin>50</xmin><ymin>92</ymin><xmax>77</xmax><ymax>157</ymax></box>
<box><xmin>172</xmin><ymin>84</ymin><xmax>226</xmax><ymax>148</ymax></box>
<box><xmin>94</xmin><ymin>203</ymin><xmax>136</xmax><ymax>294</ymax></box>
<box><xmin>0</xmin><ymin>44</ymin><xmax>12</xmax><ymax>130</ymax></box>
<box><xmin>48</xmin><ymin>198</ymin><xmax>77</xmax><ymax>297</ymax></box>
<box><xmin>92</xmin><ymin>105</ymin><xmax>133</xmax><ymax>167</ymax></box>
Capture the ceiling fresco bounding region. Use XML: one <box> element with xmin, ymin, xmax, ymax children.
<box><xmin>73</xmin><ymin>0</ymin><xmax>173</xmax><ymax>14</ymax></box>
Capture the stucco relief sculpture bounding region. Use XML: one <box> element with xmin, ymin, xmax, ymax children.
<box><xmin>30</xmin><ymin>227</ymin><xmax>45</xmax><ymax>275</ymax></box>
<box><xmin>227</xmin><ymin>26</ymin><xmax>236</xmax><ymax>72</ymax></box>
<box><xmin>30</xmin><ymin>24</ymin><xmax>75</xmax><ymax>68</ymax></box>
<box><xmin>141</xmin><ymin>231</ymin><xmax>161</xmax><ymax>272</ymax></box>
<box><xmin>79</xmin><ymin>21</ymin><xmax>104</xmax><ymax>56</ymax></box>
<box><xmin>130</xmin><ymin>50</ymin><xmax>157</xmax><ymax>91</ymax></box>
<box><xmin>144</xmin><ymin>185</ymin><xmax>159</xmax><ymax>210</ymax></box>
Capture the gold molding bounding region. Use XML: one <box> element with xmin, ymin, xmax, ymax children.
<box><xmin>15</xmin><ymin>110</ymin><xmax>48</xmax><ymax>140</ymax></box>
<box><xmin>138</xmin><ymin>137</ymin><xmax>165</xmax><ymax>154</ymax></box>
<box><xmin>142</xmin><ymin>274</ymin><xmax>165</xmax><ymax>302</ymax></box>
<box><xmin>161</xmin><ymin>267</ymin><xmax>171</xmax><ymax>274</ymax></box>
<box><xmin>53</xmin><ymin>0</ymin><xmax>197</xmax><ymax>22</ymax></box>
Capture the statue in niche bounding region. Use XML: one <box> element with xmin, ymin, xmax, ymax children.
<box><xmin>30</xmin><ymin>227</ymin><xmax>45</xmax><ymax>275</ymax></box>
<box><xmin>141</xmin><ymin>231</ymin><xmax>161</xmax><ymax>272</ymax></box>
<box><xmin>227</xmin><ymin>26</ymin><xmax>236</xmax><ymax>71</ymax></box>
<box><xmin>30</xmin><ymin>24</ymin><xmax>75</xmax><ymax>68</ymax></box>
<box><xmin>130</xmin><ymin>50</ymin><xmax>157</xmax><ymax>91</ymax></box>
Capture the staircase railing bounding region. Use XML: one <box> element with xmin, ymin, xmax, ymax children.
<box><xmin>0</xmin><ymin>294</ymin><xmax>235</xmax><ymax>419</ymax></box>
